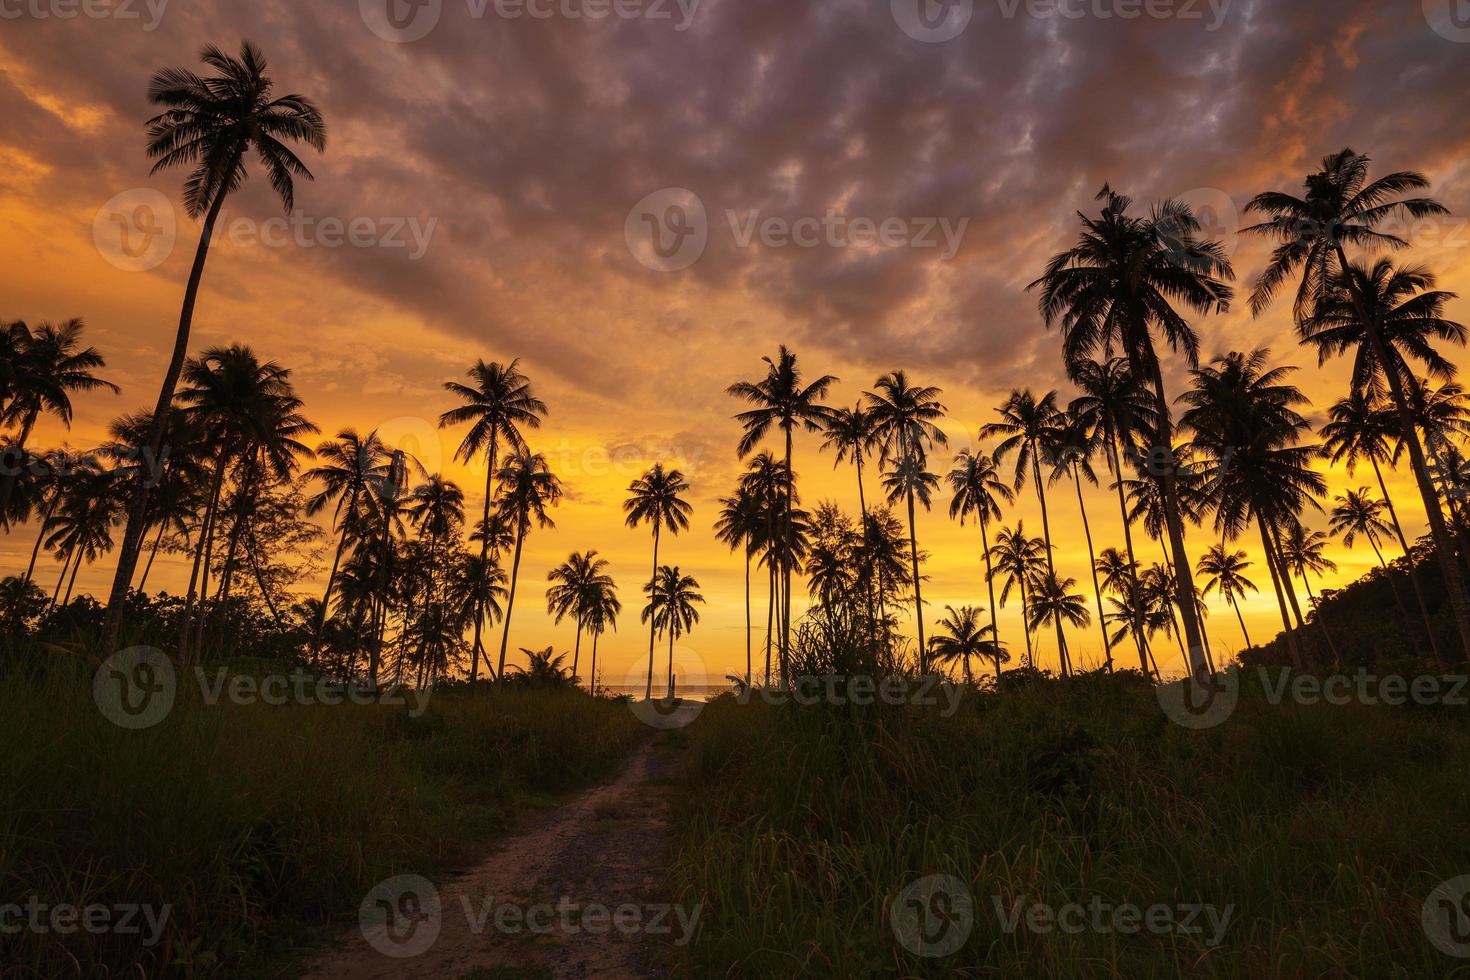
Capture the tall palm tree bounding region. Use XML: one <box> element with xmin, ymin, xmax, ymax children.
<box><xmin>546</xmin><ymin>550</ymin><xmax>613</xmax><ymax>685</ymax></box>
<box><xmin>1026</xmin><ymin>574</ymin><xmax>1091</xmax><ymax>665</ymax></box>
<box><xmin>947</xmin><ymin>449</ymin><xmax>1013</xmax><ymax>667</ymax></box>
<box><xmin>1328</xmin><ymin>488</ymin><xmax>1425</xmax><ymax>648</ymax></box>
<box><xmin>881</xmin><ymin>452</ymin><xmax>939</xmax><ymax>669</ymax></box>
<box><xmin>821</xmin><ymin>403</ymin><xmax>878</xmax><ymax>519</ymax></box>
<box><xmin>582</xmin><ymin>575</ymin><xmax>621</xmax><ymax>693</ymax></box>
<box><xmin>1278</xmin><ymin>523</ymin><xmax>1348</xmax><ymax>663</ymax></box>
<box><xmin>0</xmin><ymin>319</ymin><xmax>118</xmax><ymax>522</ymax></box>
<box><xmin>1032</xmin><ymin>187</ymin><xmax>1235</xmax><ymax>682</ymax></box>
<box><xmin>866</xmin><ymin>371</ymin><xmax>947</xmax><ymax>658</ymax></box>
<box><xmin>494</xmin><ymin>452</ymin><xmax>561</xmax><ymax>684</ymax></box>
<box><xmin>929</xmin><ymin>604</ymin><xmax>1007</xmax><ymax>684</ymax></box>
<box><xmin>739</xmin><ymin>453</ymin><xmax>794</xmax><ymax>683</ymax></box>
<box><xmin>1050</xmin><ymin>414</ymin><xmax>1115</xmax><ymax>669</ymax></box>
<box><xmin>624</xmin><ymin>465</ymin><xmax>692</xmax><ymax>698</ymax></box>
<box><xmin>1244</xmin><ymin>149</ymin><xmax>1470</xmax><ymax>660</ymax></box>
<box><xmin>728</xmin><ymin>347</ymin><xmax>836</xmax><ymax>669</ymax></box>
<box><xmin>988</xmin><ymin>522</ymin><xmax>1047</xmax><ymax>670</ymax></box>
<box><xmin>45</xmin><ymin>466</ymin><xmax>122</xmax><ymax>609</ymax></box>
<box><xmin>714</xmin><ymin>487</ymin><xmax>764</xmax><ymax>686</ymax></box>
<box><xmin>641</xmin><ymin>565</ymin><xmax>704</xmax><ymax>698</ymax></box>
<box><xmin>103</xmin><ymin>43</ymin><xmax>327</xmax><ymax>654</ymax></box>
<box><xmin>439</xmin><ymin>358</ymin><xmax>547</xmax><ymax>682</ymax></box>
<box><xmin>1196</xmin><ymin>546</ymin><xmax>1258</xmax><ymax>650</ymax></box>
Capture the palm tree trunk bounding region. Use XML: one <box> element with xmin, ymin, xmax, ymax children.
<box><xmin>980</xmin><ymin>517</ymin><xmax>1001</xmax><ymax>671</ymax></box>
<box><xmin>1018</xmin><ymin>577</ymin><xmax>1033</xmax><ymax>670</ymax></box>
<box><xmin>743</xmin><ymin>550</ymin><xmax>752</xmax><ymax>686</ymax></box>
<box><xmin>50</xmin><ymin>548</ymin><xmax>74</xmax><ymax>610</ymax></box>
<box><xmin>1072</xmin><ymin>461</ymin><xmax>1112</xmax><ymax>670</ymax></box>
<box><xmin>1259</xmin><ymin>522</ymin><xmax>1304</xmax><ymax>670</ymax></box>
<box><xmin>1108</xmin><ymin>430</ymin><xmax>1152</xmax><ymax>674</ymax></box>
<box><xmin>644</xmin><ymin>523</ymin><xmax>661</xmax><ymax>700</ymax></box>
<box><xmin>571</xmin><ymin>621</ymin><xmax>583</xmax><ymax>686</ymax></box>
<box><xmin>497</xmin><ymin>520</ymin><xmax>526</xmax><ymax>687</ymax></box>
<box><xmin>1230</xmin><ymin>596</ymin><xmax>1252</xmax><ymax>649</ymax></box>
<box><xmin>1298</xmin><ymin>574</ymin><xmax>1343</xmax><ymax>667</ymax></box>
<box><xmin>667</xmin><ymin>628</ymin><xmax>675</xmax><ymax>698</ymax></box>
<box><xmin>782</xmin><ymin>428</ymin><xmax>794</xmax><ymax>681</ymax></box>
<box><xmin>245</xmin><ymin>527</ymin><xmax>285</xmax><ymax>627</ymax></box>
<box><xmin>589</xmin><ymin>630</ymin><xmax>601</xmax><ymax>693</ymax></box>
<box><xmin>1370</xmin><ymin>456</ymin><xmax>1442</xmax><ymax>663</ymax></box>
<box><xmin>180</xmin><ymin>453</ymin><xmax>228</xmax><ymax>663</ymax></box>
<box><xmin>62</xmin><ymin>547</ymin><xmax>83</xmax><ymax>605</ymax></box>
<box><xmin>470</xmin><ymin>435</ymin><xmax>499</xmax><ymax>684</ymax></box>
<box><xmin>1030</xmin><ymin>451</ymin><xmax>1069</xmax><ymax>676</ymax></box>
<box><xmin>1365</xmin><ymin>531</ymin><xmax>1420</xmax><ymax>657</ymax></box>
<box><xmin>101</xmin><ymin>177</ymin><xmax>236</xmax><ymax>658</ymax></box>
<box><xmin>21</xmin><ymin>499</ymin><xmax>57</xmax><ymax>587</ymax></box>
<box><xmin>906</xmin><ymin>485</ymin><xmax>926</xmax><ymax>671</ymax></box>
<box><xmin>312</xmin><ymin>486</ymin><xmax>359</xmax><ymax>664</ymax></box>
<box><xmin>137</xmin><ymin>521</ymin><xmax>167</xmax><ymax>595</ymax></box>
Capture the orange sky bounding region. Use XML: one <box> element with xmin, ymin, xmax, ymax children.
<box><xmin>3</xmin><ymin>1</ymin><xmax>1469</xmax><ymax>683</ymax></box>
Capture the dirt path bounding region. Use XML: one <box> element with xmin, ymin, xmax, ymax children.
<box><xmin>302</xmin><ymin>736</ymin><xmax>684</xmax><ymax>980</ymax></box>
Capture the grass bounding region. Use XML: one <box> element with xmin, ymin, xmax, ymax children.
<box><xmin>0</xmin><ymin>658</ymin><xmax>645</xmax><ymax>977</ymax></box>
<box><xmin>669</xmin><ymin>669</ymin><xmax>1470</xmax><ymax>978</ymax></box>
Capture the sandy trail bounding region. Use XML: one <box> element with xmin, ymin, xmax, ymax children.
<box><xmin>302</xmin><ymin>737</ymin><xmax>682</xmax><ymax>980</ymax></box>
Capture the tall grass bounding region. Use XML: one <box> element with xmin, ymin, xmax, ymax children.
<box><xmin>0</xmin><ymin>660</ymin><xmax>644</xmax><ymax>977</ymax></box>
<box><xmin>671</xmin><ymin>671</ymin><xmax>1470</xmax><ymax>978</ymax></box>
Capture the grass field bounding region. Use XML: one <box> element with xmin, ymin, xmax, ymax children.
<box><xmin>669</xmin><ymin>670</ymin><xmax>1470</xmax><ymax>978</ymax></box>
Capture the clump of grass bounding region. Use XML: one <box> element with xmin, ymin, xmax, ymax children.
<box><xmin>670</xmin><ymin>673</ymin><xmax>1470</xmax><ymax>978</ymax></box>
<box><xmin>0</xmin><ymin>660</ymin><xmax>644</xmax><ymax>977</ymax></box>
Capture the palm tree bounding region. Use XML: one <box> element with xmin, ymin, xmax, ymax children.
<box><xmin>821</xmin><ymin>403</ymin><xmax>878</xmax><ymax>520</ymax></box>
<box><xmin>728</xmin><ymin>347</ymin><xmax>836</xmax><ymax>669</ymax></box>
<box><xmin>1032</xmin><ymin>187</ymin><xmax>1235</xmax><ymax>682</ymax></box>
<box><xmin>641</xmin><ymin>565</ymin><xmax>704</xmax><ymax>697</ymax></box>
<box><xmin>103</xmin><ymin>43</ymin><xmax>327</xmax><ymax>654</ymax></box>
<box><xmin>439</xmin><ymin>359</ymin><xmax>547</xmax><ymax>682</ymax></box>
<box><xmin>988</xmin><ymin>522</ymin><xmax>1047</xmax><ymax>670</ymax></box>
<box><xmin>1026</xmin><ymin>574</ymin><xmax>1091</xmax><ymax>663</ymax></box>
<box><xmin>1328</xmin><ymin>488</ymin><xmax>1425</xmax><ymax>648</ymax></box>
<box><xmin>582</xmin><ymin>576</ymin><xmax>621</xmax><ymax>693</ymax></box>
<box><xmin>866</xmin><ymin>371</ymin><xmax>947</xmax><ymax>658</ymax></box>
<box><xmin>624</xmin><ymin>465</ymin><xmax>692</xmax><ymax>698</ymax></box>
<box><xmin>1196</xmin><ymin>546</ymin><xmax>1258</xmax><ymax>650</ymax></box>
<box><xmin>1050</xmin><ymin>413</ymin><xmax>1115</xmax><ymax>670</ymax></box>
<box><xmin>739</xmin><ymin>453</ymin><xmax>794</xmax><ymax>683</ymax></box>
<box><xmin>0</xmin><ymin>319</ymin><xmax>118</xmax><ymax>522</ymax></box>
<box><xmin>929</xmin><ymin>604</ymin><xmax>1007</xmax><ymax>684</ymax></box>
<box><xmin>1244</xmin><ymin>150</ymin><xmax>1470</xmax><ymax>660</ymax></box>
<box><xmin>546</xmin><ymin>550</ymin><xmax>613</xmax><ymax>685</ymax></box>
<box><xmin>947</xmin><ymin>449</ymin><xmax>1013</xmax><ymax>667</ymax></box>
<box><xmin>714</xmin><ymin>487</ymin><xmax>764</xmax><ymax>685</ymax></box>
<box><xmin>494</xmin><ymin>452</ymin><xmax>562</xmax><ymax>684</ymax></box>
<box><xmin>45</xmin><ymin>465</ymin><xmax>122</xmax><ymax>609</ymax></box>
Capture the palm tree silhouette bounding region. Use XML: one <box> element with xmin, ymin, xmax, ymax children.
<box><xmin>641</xmin><ymin>565</ymin><xmax>704</xmax><ymax>698</ymax></box>
<box><xmin>1049</xmin><ymin>411</ymin><xmax>1115</xmax><ymax>670</ymax></box>
<box><xmin>494</xmin><ymin>452</ymin><xmax>561</xmax><ymax>685</ymax></box>
<box><xmin>715</xmin><ymin>487</ymin><xmax>764</xmax><ymax>686</ymax></box>
<box><xmin>1245</xmin><ymin>149</ymin><xmax>1470</xmax><ymax>660</ymax></box>
<box><xmin>439</xmin><ymin>359</ymin><xmax>547</xmax><ymax>683</ymax></box>
<box><xmin>929</xmin><ymin>604</ymin><xmax>1006</xmax><ymax>684</ymax></box>
<box><xmin>738</xmin><ymin>453</ymin><xmax>794</xmax><ymax>683</ymax></box>
<box><xmin>581</xmin><ymin>575</ymin><xmax>621</xmax><ymax>693</ymax></box>
<box><xmin>1196</xmin><ymin>546</ymin><xmax>1258</xmax><ymax>650</ymax></box>
<box><xmin>1328</xmin><ymin>488</ymin><xmax>1425</xmax><ymax>651</ymax></box>
<box><xmin>881</xmin><ymin>452</ymin><xmax>939</xmax><ymax>670</ymax></box>
<box><xmin>624</xmin><ymin>464</ymin><xmax>692</xmax><ymax>698</ymax></box>
<box><xmin>821</xmin><ymin>403</ymin><xmax>878</xmax><ymax>520</ymax></box>
<box><xmin>989</xmin><ymin>522</ymin><xmax>1046</xmax><ymax>670</ymax></box>
<box><xmin>546</xmin><ymin>550</ymin><xmax>613</xmax><ymax>685</ymax></box>
<box><xmin>1026</xmin><ymin>574</ymin><xmax>1091</xmax><ymax>663</ymax></box>
<box><xmin>1032</xmin><ymin>187</ymin><xmax>1235</xmax><ymax>682</ymax></box>
<box><xmin>947</xmin><ymin>449</ymin><xmax>1013</xmax><ymax>668</ymax></box>
<box><xmin>103</xmin><ymin>43</ymin><xmax>326</xmax><ymax>655</ymax></box>
<box><xmin>728</xmin><ymin>347</ymin><xmax>836</xmax><ymax>672</ymax></box>
<box><xmin>45</xmin><ymin>465</ymin><xmax>121</xmax><ymax>609</ymax></box>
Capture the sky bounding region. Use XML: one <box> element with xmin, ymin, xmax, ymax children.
<box><xmin>3</xmin><ymin>0</ymin><xmax>1470</xmax><ymax>684</ymax></box>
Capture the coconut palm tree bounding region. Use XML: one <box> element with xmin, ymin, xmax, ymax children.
<box><xmin>624</xmin><ymin>465</ymin><xmax>692</xmax><ymax>698</ymax></box>
<box><xmin>439</xmin><ymin>359</ymin><xmax>547</xmax><ymax>682</ymax></box>
<box><xmin>1328</xmin><ymin>488</ymin><xmax>1425</xmax><ymax>653</ymax></box>
<box><xmin>1026</xmin><ymin>574</ymin><xmax>1091</xmax><ymax>664</ymax></box>
<box><xmin>714</xmin><ymin>487</ymin><xmax>764</xmax><ymax>686</ymax></box>
<box><xmin>45</xmin><ymin>465</ymin><xmax>122</xmax><ymax>609</ymax></box>
<box><xmin>929</xmin><ymin>604</ymin><xmax>1007</xmax><ymax>684</ymax></box>
<box><xmin>739</xmin><ymin>454</ymin><xmax>795</xmax><ymax>683</ymax></box>
<box><xmin>641</xmin><ymin>565</ymin><xmax>704</xmax><ymax>698</ymax></box>
<box><xmin>1050</xmin><ymin>413</ymin><xmax>1115</xmax><ymax>669</ymax></box>
<box><xmin>1031</xmin><ymin>187</ymin><xmax>1235</xmax><ymax>682</ymax></box>
<box><xmin>546</xmin><ymin>550</ymin><xmax>613</xmax><ymax>685</ymax></box>
<box><xmin>494</xmin><ymin>452</ymin><xmax>561</xmax><ymax>684</ymax></box>
<box><xmin>103</xmin><ymin>43</ymin><xmax>327</xmax><ymax>654</ymax></box>
<box><xmin>947</xmin><ymin>449</ymin><xmax>1013</xmax><ymax>666</ymax></box>
<box><xmin>1196</xmin><ymin>546</ymin><xmax>1258</xmax><ymax>650</ymax></box>
<box><xmin>821</xmin><ymin>403</ymin><xmax>878</xmax><ymax>520</ymax></box>
<box><xmin>0</xmin><ymin>319</ymin><xmax>118</xmax><ymax>522</ymax></box>
<box><xmin>728</xmin><ymin>347</ymin><xmax>836</xmax><ymax>668</ymax></box>
<box><xmin>582</xmin><ymin>575</ymin><xmax>621</xmax><ymax>693</ymax></box>
<box><xmin>866</xmin><ymin>372</ymin><xmax>947</xmax><ymax>658</ymax></box>
<box><xmin>988</xmin><ymin>522</ymin><xmax>1047</xmax><ymax>670</ymax></box>
<box><xmin>1244</xmin><ymin>150</ymin><xmax>1470</xmax><ymax>660</ymax></box>
<box><xmin>881</xmin><ymin>452</ymin><xmax>939</xmax><ymax>668</ymax></box>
